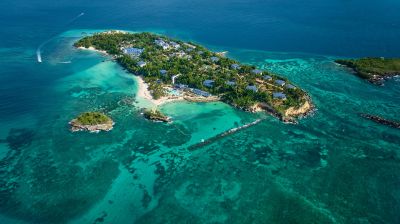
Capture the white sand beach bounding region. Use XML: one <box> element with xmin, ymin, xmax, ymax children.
<box><xmin>77</xmin><ymin>46</ymin><xmax>213</xmax><ymax>108</ymax></box>
<box><xmin>77</xmin><ymin>46</ymin><xmax>108</xmax><ymax>55</ymax></box>
<box><xmin>134</xmin><ymin>76</ymin><xmax>184</xmax><ymax>107</ymax></box>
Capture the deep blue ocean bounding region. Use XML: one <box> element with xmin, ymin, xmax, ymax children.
<box><xmin>0</xmin><ymin>0</ymin><xmax>400</xmax><ymax>223</ymax></box>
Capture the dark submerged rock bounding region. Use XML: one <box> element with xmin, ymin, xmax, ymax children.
<box><xmin>360</xmin><ymin>114</ymin><xmax>400</xmax><ymax>129</ymax></box>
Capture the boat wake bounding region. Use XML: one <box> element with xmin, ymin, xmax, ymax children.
<box><xmin>68</xmin><ymin>12</ymin><xmax>85</xmax><ymax>24</ymax></box>
<box><xmin>36</xmin><ymin>50</ymin><xmax>42</xmax><ymax>63</ymax></box>
<box><xmin>36</xmin><ymin>12</ymin><xmax>85</xmax><ymax>63</ymax></box>
<box><xmin>36</xmin><ymin>42</ymin><xmax>47</xmax><ymax>63</ymax></box>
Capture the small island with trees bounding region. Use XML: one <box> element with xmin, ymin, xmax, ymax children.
<box><xmin>74</xmin><ymin>30</ymin><xmax>313</xmax><ymax>122</ymax></box>
<box><xmin>335</xmin><ymin>57</ymin><xmax>400</xmax><ymax>85</ymax></box>
<box><xmin>143</xmin><ymin>109</ymin><xmax>171</xmax><ymax>123</ymax></box>
<box><xmin>69</xmin><ymin>112</ymin><xmax>114</xmax><ymax>133</ymax></box>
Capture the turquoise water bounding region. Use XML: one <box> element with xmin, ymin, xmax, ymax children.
<box><xmin>1</xmin><ymin>1</ymin><xmax>400</xmax><ymax>223</ymax></box>
<box><xmin>167</xmin><ymin>89</ymin><xmax>181</xmax><ymax>96</ymax></box>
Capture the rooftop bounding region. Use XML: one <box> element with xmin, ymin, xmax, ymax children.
<box><xmin>170</xmin><ymin>41</ymin><xmax>180</xmax><ymax>49</ymax></box>
<box><xmin>273</xmin><ymin>92</ymin><xmax>286</xmax><ymax>99</ymax></box>
<box><xmin>226</xmin><ymin>81</ymin><xmax>236</xmax><ymax>86</ymax></box>
<box><xmin>251</xmin><ymin>69</ymin><xmax>263</xmax><ymax>75</ymax></box>
<box><xmin>231</xmin><ymin>64</ymin><xmax>240</xmax><ymax>69</ymax></box>
<box><xmin>174</xmin><ymin>84</ymin><xmax>188</xmax><ymax>89</ymax></box>
<box><xmin>191</xmin><ymin>88</ymin><xmax>211</xmax><ymax>97</ymax></box>
<box><xmin>275</xmin><ymin>80</ymin><xmax>286</xmax><ymax>86</ymax></box>
<box><xmin>286</xmin><ymin>84</ymin><xmax>296</xmax><ymax>89</ymax></box>
<box><xmin>203</xmin><ymin>79</ymin><xmax>215</xmax><ymax>86</ymax></box>
<box><xmin>137</xmin><ymin>61</ymin><xmax>147</xmax><ymax>67</ymax></box>
<box><xmin>210</xmin><ymin>56</ymin><xmax>219</xmax><ymax>62</ymax></box>
<box><xmin>123</xmin><ymin>47</ymin><xmax>144</xmax><ymax>56</ymax></box>
<box><xmin>263</xmin><ymin>75</ymin><xmax>272</xmax><ymax>80</ymax></box>
<box><xmin>155</xmin><ymin>39</ymin><xmax>170</xmax><ymax>49</ymax></box>
<box><xmin>172</xmin><ymin>51</ymin><xmax>187</xmax><ymax>58</ymax></box>
<box><xmin>246</xmin><ymin>85</ymin><xmax>258</xmax><ymax>92</ymax></box>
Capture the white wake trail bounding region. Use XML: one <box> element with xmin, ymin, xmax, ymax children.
<box><xmin>36</xmin><ymin>49</ymin><xmax>42</xmax><ymax>63</ymax></box>
<box><xmin>36</xmin><ymin>39</ymin><xmax>52</xmax><ymax>63</ymax></box>
<box><xmin>36</xmin><ymin>12</ymin><xmax>85</xmax><ymax>63</ymax></box>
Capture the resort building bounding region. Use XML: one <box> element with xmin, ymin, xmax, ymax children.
<box><xmin>203</xmin><ymin>80</ymin><xmax>215</xmax><ymax>88</ymax></box>
<box><xmin>174</xmin><ymin>84</ymin><xmax>188</xmax><ymax>89</ymax></box>
<box><xmin>275</xmin><ymin>79</ymin><xmax>286</xmax><ymax>86</ymax></box>
<box><xmin>170</xmin><ymin>41</ymin><xmax>180</xmax><ymax>49</ymax></box>
<box><xmin>226</xmin><ymin>81</ymin><xmax>236</xmax><ymax>86</ymax></box>
<box><xmin>122</xmin><ymin>47</ymin><xmax>144</xmax><ymax>57</ymax></box>
<box><xmin>251</xmin><ymin>69</ymin><xmax>263</xmax><ymax>75</ymax></box>
<box><xmin>155</xmin><ymin>39</ymin><xmax>170</xmax><ymax>50</ymax></box>
<box><xmin>137</xmin><ymin>61</ymin><xmax>147</xmax><ymax>68</ymax></box>
<box><xmin>231</xmin><ymin>64</ymin><xmax>241</xmax><ymax>70</ymax></box>
<box><xmin>159</xmin><ymin>69</ymin><xmax>167</xmax><ymax>76</ymax></box>
<box><xmin>191</xmin><ymin>88</ymin><xmax>211</xmax><ymax>97</ymax></box>
<box><xmin>210</xmin><ymin>56</ymin><xmax>219</xmax><ymax>62</ymax></box>
<box><xmin>273</xmin><ymin>92</ymin><xmax>287</xmax><ymax>100</ymax></box>
<box><xmin>172</xmin><ymin>51</ymin><xmax>187</xmax><ymax>58</ymax></box>
<box><xmin>286</xmin><ymin>84</ymin><xmax>296</xmax><ymax>89</ymax></box>
<box><xmin>246</xmin><ymin>85</ymin><xmax>258</xmax><ymax>92</ymax></box>
<box><xmin>263</xmin><ymin>75</ymin><xmax>272</xmax><ymax>81</ymax></box>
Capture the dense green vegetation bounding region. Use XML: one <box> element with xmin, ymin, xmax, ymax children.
<box><xmin>335</xmin><ymin>57</ymin><xmax>400</xmax><ymax>83</ymax></box>
<box><xmin>144</xmin><ymin>109</ymin><xmax>170</xmax><ymax>122</ymax></box>
<box><xmin>75</xmin><ymin>31</ymin><xmax>309</xmax><ymax>116</ymax></box>
<box><xmin>75</xmin><ymin>112</ymin><xmax>112</xmax><ymax>125</ymax></box>
<box><xmin>143</xmin><ymin>76</ymin><xmax>166</xmax><ymax>99</ymax></box>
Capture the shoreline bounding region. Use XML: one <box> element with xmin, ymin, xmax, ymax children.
<box><xmin>75</xmin><ymin>42</ymin><xmax>313</xmax><ymax>121</ymax></box>
<box><xmin>75</xmin><ymin>45</ymin><xmax>183</xmax><ymax>107</ymax></box>
<box><xmin>76</xmin><ymin>45</ymin><xmax>186</xmax><ymax>107</ymax></box>
<box><xmin>335</xmin><ymin>58</ymin><xmax>400</xmax><ymax>85</ymax></box>
<box><xmin>69</xmin><ymin>119</ymin><xmax>114</xmax><ymax>133</ymax></box>
<box><xmin>134</xmin><ymin>76</ymin><xmax>185</xmax><ymax>107</ymax></box>
<box><xmin>135</xmin><ymin>75</ymin><xmax>313</xmax><ymax>120</ymax></box>
<box><xmin>77</xmin><ymin>46</ymin><xmax>108</xmax><ymax>55</ymax></box>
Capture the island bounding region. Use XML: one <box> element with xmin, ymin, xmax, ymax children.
<box><xmin>143</xmin><ymin>109</ymin><xmax>171</xmax><ymax>123</ymax></box>
<box><xmin>335</xmin><ymin>57</ymin><xmax>400</xmax><ymax>85</ymax></box>
<box><xmin>75</xmin><ymin>30</ymin><xmax>313</xmax><ymax>122</ymax></box>
<box><xmin>69</xmin><ymin>112</ymin><xmax>114</xmax><ymax>133</ymax></box>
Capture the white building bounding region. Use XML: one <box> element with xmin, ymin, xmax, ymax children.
<box><xmin>137</xmin><ymin>61</ymin><xmax>147</xmax><ymax>68</ymax></box>
<box><xmin>155</xmin><ymin>39</ymin><xmax>170</xmax><ymax>50</ymax></box>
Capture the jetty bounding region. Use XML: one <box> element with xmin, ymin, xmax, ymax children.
<box><xmin>188</xmin><ymin>118</ymin><xmax>265</xmax><ymax>150</ymax></box>
<box><xmin>360</xmin><ymin>114</ymin><xmax>400</xmax><ymax>129</ymax></box>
